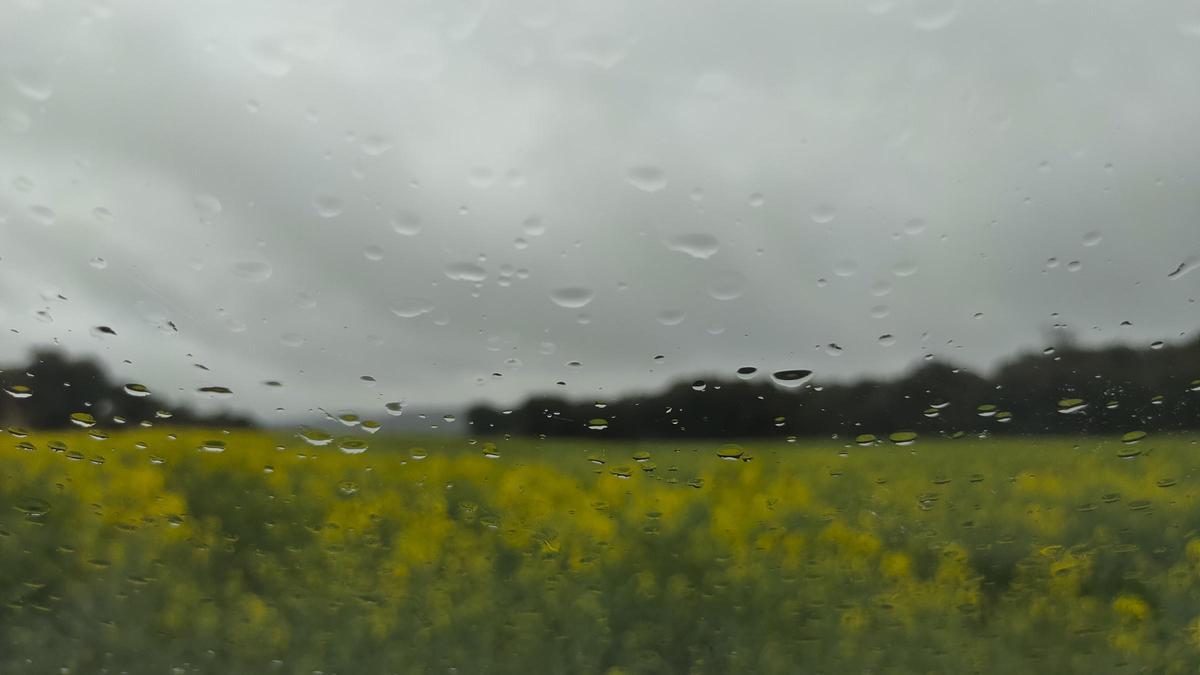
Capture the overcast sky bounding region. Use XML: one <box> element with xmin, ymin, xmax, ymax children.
<box><xmin>1</xmin><ymin>0</ymin><xmax>1198</xmax><ymax>424</ymax></box>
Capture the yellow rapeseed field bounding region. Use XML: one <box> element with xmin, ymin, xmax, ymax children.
<box><xmin>1</xmin><ymin>429</ymin><xmax>1198</xmax><ymax>673</ymax></box>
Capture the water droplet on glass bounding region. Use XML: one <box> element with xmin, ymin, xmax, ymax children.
<box><xmin>549</xmin><ymin>287</ymin><xmax>595</xmax><ymax>309</ymax></box>
<box><xmin>748</xmin><ymin>193</ymin><xmax>765</xmax><ymax>207</ymax></box>
<box><xmin>11</xmin><ymin>67</ymin><xmax>53</xmax><ymax>101</ymax></box>
<box><xmin>878</xmin><ymin>333</ymin><xmax>896</xmax><ymax>347</ymax></box>
<box><xmin>736</xmin><ymin>366</ymin><xmax>758</xmax><ymax>379</ymax></box>
<box><xmin>1082</xmin><ymin>231</ymin><xmax>1102</xmax><ymax>247</ymax></box>
<box><xmin>889</xmin><ymin>431</ymin><xmax>918</xmax><ymax>446</ymax></box>
<box><xmin>624</xmin><ymin>165</ymin><xmax>667</xmax><ymax>192</ymax></box>
<box><xmin>5</xmin><ymin>385</ymin><xmax>32</xmax><ymax>399</ymax></box>
<box><xmin>69</xmin><ymin>412</ymin><xmax>96</xmax><ymax>428</ymax></box>
<box><xmin>280</xmin><ymin>333</ymin><xmax>305</xmax><ymax>347</ymax></box>
<box><xmin>385</xmin><ymin>401</ymin><xmax>404</xmax><ymax>416</ymax></box>
<box><xmin>716</xmin><ymin>444</ymin><xmax>745</xmax><ymax>461</ymax></box>
<box><xmin>656</xmin><ymin>309</ymin><xmax>686</xmax><ymax>326</ymax></box>
<box><xmin>665</xmin><ymin>233</ymin><xmax>719</xmax><ymax>259</ymax></box>
<box><xmin>89</xmin><ymin>257</ymin><xmax>108</xmax><ymax>270</ymax></box>
<box><xmin>199</xmin><ymin>439</ymin><xmax>226</xmax><ymax>453</ymax></box>
<box><xmin>361</xmin><ymin>134</ymin><xmax>392</xmax><ymax>156</ymax></box>
<box><xmin>390</xmin><ymin>297</ymin><xmax>434</xmax><ymax>318</ymax></box>
<box><xmin>911</xmin><ymin>0</ymin><xmax>959</xmax><ymax>31</ymax></box>
<box><xmin>391</xmin><ymin>210</ymin><xmax>423</xmax><ymax>236</ymax></box>
<box><xmin>313</xmin><ymin>194</ymin><xmax>344</xmax><ymax>218</ymax></box>
<box><xmin>892</xmin><ymin>261</ymin><xmax>918</xmax><ymax>277</ymax></box>
<box><xmin>444</xmin><ymin>262</ymin><xmax>487</xmax><ymax>282</ymax></box>
<box><xmin>772</xmin><ymin>369</ymin><xmax>813</xmax><ymax>388</ymax></box>
<box><xmin>339</xmin><ymin>438</ymin><xmax>368</xmax><ymax>455</ymax></box>
<box><xmin>810</xmin><ymin>204</ymin><xmax>836</xmax><ymax>224</ymax></box>
<box><xmin>707</xmin><ymin>271</ymin><xmax>746</xmax><ymax>300</ymax></box>
<box><xmin>197</xmin><ymin>386</ymin><xmax>234</xmax><ymax>399</ymax></box>
<box><xmin>230</xmin><ymin>260</ymin><xmax>273</xmax><ymax>282</ymax></box>
<box><xmin>833</xmin><ymin>260</ymin><xmax>858</xmax><ymax>278</ymax></box>
<box><xmin>123</xmin><ymin>384</ymin><xmax>150</xmax><ymax>397</ymax></box>
<box><xmin>363</xmin><ymin>245</ymin><xmax>384</xmax><ymax>261</ymax></box>
<box><xmin>1168</xmin><ymin>256</ymin><xmax>1199</xmax><ymax>280</ymax></box>
<box><xmin>1067</xmin><ymin>260</ymin><xmax>1082</xmax><ymax>272</ymax></box>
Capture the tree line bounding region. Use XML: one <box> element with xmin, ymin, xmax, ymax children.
<box><xmin>468</xmin><ymin>334</ymin><xmax>1200</xmax><ymax>439</ymax></box>
<box><xmin>0</xmin><ymin>348</ymin><xmax>253</xmax><ymax>429</ymax></box>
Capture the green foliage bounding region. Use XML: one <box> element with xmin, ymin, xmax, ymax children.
<box><xmin>0</xmin><ymin>430</ymin><xmax>1199</xmax><ymax>673</ymax></box>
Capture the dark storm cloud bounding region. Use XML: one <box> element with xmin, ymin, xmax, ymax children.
<box><xmin>0</xmin><ymin>0</ymin><xmax>1198</xmax><ymax>422</ymax></box>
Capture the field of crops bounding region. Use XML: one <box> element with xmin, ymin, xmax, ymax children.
<box><xmin>2</xmin><ymin>429</ymin><xmax>1199</xmax><ymax>673</ymax></box>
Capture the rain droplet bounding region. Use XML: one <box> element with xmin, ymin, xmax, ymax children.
<box><xmin>833</xmin><ymin>260</ymin><xmax>858</xmax><ymax>278</ymax></box>
<box><xmin>1167</xmin><ymin>256</ymin><xmax>1199</xmax><ymax>280</ymax></box>
<box><xmin>197</xmin><ymin>386</ymin><xmax>233</xmax><ymax>399</ymax></box>
<box><xmin>656</xmin><ymin>309</ymin><xmax>686</xmax><ymax>326</ymax></box>
<box><xmin>889</xmin><ymin>431</ymin><xmax>918</xmax><ymax>446</ymax></box>
<box><xmin>361</xmin><ymin>134</ymin><xmax>393</xmax><ymax>156</ymax></box>
<box><xmin>123</xmin><ymin>384</ymin><xmax>150</xmax><ymax>397</ymax></box>
<box><xmin>69</xmin><ymin>412</ymin><xmax>97</xmax><ymax>428</ymax></box>
<box><xmin>772</xmin><ymin>369</ymin><xmax>813</xmax><ymax>388</ymax></box>
<box><xmin>391</xmin><ymin>211</ymin><xmax>423</xmax><ymax>236</ymax></box>
<box><xmin>443</xmin><ymin>262</ymin><xmax>487</xmax><ymax>282</ymax></box>
<box><xmin>230</xmin><ymin>260</ymin><xmax>273</xmax><ymax>282</ymax></box>
<box><xmin>313</xmin><ymin>195</ymin><xmax>344</xmax><ymax>218</ymax></box>
<box><xmin>199</xmin><ymin>439</ymin><xmax>226</xmax><ymax>453</ymax></box>
<box><xmin>878</xmin><ymin>334</ymin><xmax>896</xmax><ymax>347</ymax></box>
<box><xmin>549</xmin><ymin>287</ymin><xmax>595</xmax><ymax>309</ymax></box>
<box><xmin>5</xmin><ymin>385</ymin><xmax>32</xmax><ymax>399</ymax></box>
<box><xmin>385</xmin><ymin>401</ymin><xmax>404</xmax><ymax>416</ymax></box>
<box><xmin>11</xmin><ymin>67</ymin><xmax>53</xmax><ymax>101</ymax></box>
<box><xmin>297</xmin><ymin>428</ymin><xmax>333</xmax><ymax>446</ymax></box>
<box><xmin>911</xmin><ymin>0</ymin><xmax>959</xmax><ymax>31</ymax></box>
<box><xmin>1082</xmin><ymin>231</ymin><xmax>1102</xmax><ymax>247</ymax></box>
<box><xmin>707</xmin><ymin>271</ymin><xmax>746</xmax><ymax>300</ymax></box>
<box><xmin>363</xmin><ymin>245</ymin><xmax>384</xmax><ymax>261</ymax></box>
<box><xmin>748</xmin><ymin>193</ymin><xmax>765</xmax><ymax>207</ymax></box>
<box><xmin>717</xmin><ymin>444</ymin><xmax>745</xmax><ymax>461</ymax></box>
<box><xmin>390</xmin><ymin>297</ymin><xmax>434</xmax><ymax>318</ymax></box>
<box><xmin>339</xmin><ymin>438</ymin><xmax>368</xmax><ymax>455</ymax></box>
<box><xmin>736</xmin><ymin>366</ymin><xmax>758</xmax><ymax>379</ymax></box>
<box><xmin>1120</xmin><ymin>431</ymin><xmax>1147</xmax><ymax>445</ymax></box>
<box><xmin>280</xmin><ymin>333</ymin><xmax>305</xmax><ymax>347</ymax></box>
<box><xmin>28</xmin><ymin>205</ymin><xmax>55</xmax><ymax>226</ymax></box>
<box><xmin>664</xmin><ymin>233</ymin><xmax>719</xmax><ymax>259</ymax></box>
<box><xmin>810</xmin><ymin>204</ymin><xmax>836</xmax><ymax>224</ymax></box>
<box><xmin>624</xmin><ymin>165</ymin><xmax>667</xmax><ymax>192</ymax></box>
<box><xmin>1067</xmin><ymin>260</ymin><xmax>1082</xmax><ymax>272</ymax></box>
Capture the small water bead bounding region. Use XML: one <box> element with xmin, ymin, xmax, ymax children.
<box><xmin>444</xmin><ymin>262</ymin><xmax>487</xmax><ymax>282</ymax></box>
<box><xmin>361</xmin><ymin>134</ymin><xmax>393</xmax><ymax>156</ymax></box>
<box><xmin>5</xmin><ymin>385</ymin><xmax>32</xmax><ymax>399</ymax></box>
<box><xmin>280</xmin><ymin>333</ymin><xmax>305</xmax><ymax>347</ymax></box>
<box><xmin>313</xmin><ymin>195</ymin><xmax>344</xmax><ymax>218</ymax></box>
<box><xmin>1082</xmin><ymin>231</ymin><xmax>1102</xmax><ymax>247</ymax></box>
<box><xmin>89</xmin><ymin>257</ymin><xmax>108</xmax><ymax>269</ymax></box>
<box><xmin>197</xmin><ymin>386</ymin><xmax>234</xmax><ymax>399</ymax></box>
<box><xmin>748</xmin><ymin>193</ymin><xmax>765</xmax><ymax>207</ymax></box>
<box><xmin>363</xmin><ymin>245</ymin><xmax>384</xmax><ymax>261</ymax></box>
<box><xmin>810</xmin><ymin>204</ymin><xmax>836</xmax><ymax>224</ymax></box>
<box><xmin>664</xmin><ymin>233</ymin><xmax>719</xmax><ymax>259</ymax></box>
<box><xmin>391</xmin><ymin>211</ymin><xmax>422</xmax><ymax>236</ymax></box>
<box><xmin>69</xmin><ymin>412</ymin><xmax>97</xmax><ymax>428</ymax></box>
<box><xmin>28</xmin><ymin>205</ymin><xmax>56</xmax><ymax>226</ymax></box>
<box><xmin>892</xmin><ymin>261</ymin><xmax>918</xmax><ymax>277</ymax></box>
<box><xmin>385</xmin><ymin>401</ymin><xmax>404</xmax><ymax>416</ymax></box>
<box><xmin>123</xmin><ymin>383</ymin><xmax>150</xmax><ymax>397</ymax></box>
<box><xmin>771</xmin><ymin>369</ymin><xmax>813</xmax><ymax>388</ymax></box>
<box><xmin>199</xmin><ymin>439</ymin><xmax>226</xmax><ymax>453</ymax></box>
<box><xmin>230</xmin><ymin>260</ymin><xmax>273</xmax><ymax>282</ymax></box>
<box><xmin>1150</xmin><ymin>341</ymin><xmax>1165</xmax><ymax>350</ymax></box>
<box><xmin>338</xmin><ymin>438</ymin><xmax>368</xmax><ymax>455</ymax></box>
<box><xmin>833</xmin><ymin>260</ymin><xmax>858</xmax><ymax>278</ymax></box>
<box><xmin>549</xmin><ymin>287</ymin><xmax>595</xmax><ymax>309</ymax></box>
<box><xmin>877</xmin><ymin>334</ymin><xmax>896</xmax><ymax>347</ymax></box>
<box><xmin>870</xmin><ymin>305</ymin><xmax>890</xmax><ymax>319</ymax></box>
<box><xmin>1120</xmin><ymin>431</ymin><xmax>1146</xmax><ymax>445</ymax></box>
<box><xmin>707</xmin><ymin>271</ymin><xmax>746</xmax><ymax>301</ymax></box>
<box><xmin>889</xmin><ymin>431</ymin><xmax>918</xmax><ymax>446</ymax></box>
<box><xmin>716</xmin><ymin>444</ymin><xmax>744</xmax><ymax>460</ymax></box>
<box><xmin>1067</xmin><ymin>260</ymin><xmax>1082</xmax><ymax>272</ymax></box>
<box><xmin>522</xmin><ymin>215</ymin><xmax>547</xmax><ymax>236</ymax></box>
<box><xmin>624</xmin><ymin>164</ymin><xmax>667</xmax><ymax>192</ymax></box>
<box><xmin>736</xmin><ymin>366</ymin><xmax>757</xmax><ymax>379</ymax></box>
<box><xmin>390</xmin><ymin>297</ymin><xmax>434</xmax><ymax>318</ymax></box>
<box><xmin>656</xmin><ymin>310</ymin><xmax>686</xmax><ymax>326</ymax></box>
